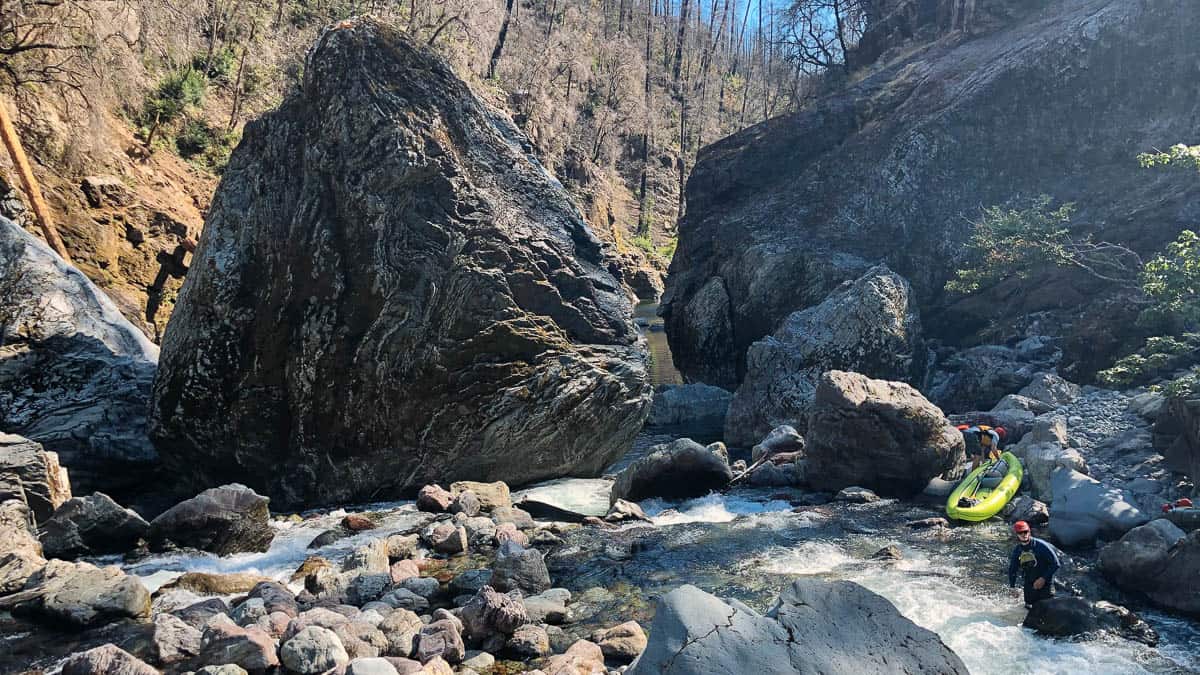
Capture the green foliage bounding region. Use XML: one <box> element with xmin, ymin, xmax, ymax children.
<box><xmin>142</xmin><ymin>69</ymin><xmax>206</xmax><ymax>130</ymax></box>
<box><xmin>1141</xmin><ymin>229</ymin><xmax>1200</xmax><ymax>329</ymax></box>
<box><xmin>1097</xmin><ymin>332</ymin><xmax>1200</xmax><ymax>388</ymax></box>
<box><xmin>1138</xmin><ymin>144</ymin><xmax>1200</xmax><ymax>171</ymax></box>
<box><xmin>1163</xmin><ymin>367</ymin><xmax>1200</xmax><ymax>398</ymax></box>
<box><xmin>191</xmin><ymin>48</ymin><xmax>237</xmax><ymax>82</ymax></box>
<box><xmin>945</xmin><ymin>196</ymin><xmax>1077</xmax><ymax>295</ymax></box>
<box><xmin>631</xmin><ymin>233</ymin><xmax>678</xmax><ymax>262</ymax></box>
<box><xmin>175</xmin><ymin>118</ymin><xmax>240</xmax><ymax>173</ymax></box>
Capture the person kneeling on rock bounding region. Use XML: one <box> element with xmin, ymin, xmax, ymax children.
<box><xmin>1008</xmin><ymin>520</ymin><xmax>1059</xmax><ymax>609</ymax></box>
<box><xmin>960</xmin><ymin>425</ymin><xmax>1003</xmax><ymax>470</ymax></box>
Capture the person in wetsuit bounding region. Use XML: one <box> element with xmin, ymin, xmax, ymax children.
<box><xmin>1008</xmin><ymin>520</ymin><xmax>1060</xmax><ymax>608</ymax></box>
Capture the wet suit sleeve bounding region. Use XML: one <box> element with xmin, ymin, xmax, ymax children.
<box><xmin>1008</xmin><ymin>546</ymin><xmax>1021</xmax><ymax>587</ymax></box>
<box><xmin>1034</xmin><ymin>539</ymin><xmax>1060</xmax><ymax>579</ymax></box>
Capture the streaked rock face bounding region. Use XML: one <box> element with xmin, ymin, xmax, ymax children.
<box><xmin>150</xmin><ymin>19</ymin><xmax>650</xmax><ymax>508</ymax></box>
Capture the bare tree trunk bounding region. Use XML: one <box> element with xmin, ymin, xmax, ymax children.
<box><xmin>0</xmin><ymin>99</ymin><xmax>71</xmax><ymax>261</ymax></box>
<box><xmin>638</xmin><ymin>0</ymin><xmax>653</xmax><ymax>235</ymax></box>
<box><xmin>487</xmin><ymin>0</ymin><xmax>516</xmax><ymax>80</ymax></box>
<box><xmin>672</xmin><ymin>0</ymin><xmax>691</xmax><ymax>85</ymax></box>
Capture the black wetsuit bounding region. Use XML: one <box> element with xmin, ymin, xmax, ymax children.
<box><xmin>1008</xmin><ymin>537</ymin><xmax>1060</xmax><ymax>607</ymax></box>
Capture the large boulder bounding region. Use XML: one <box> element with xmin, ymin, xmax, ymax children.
<box><xmin>40</xmin><ymin>492</ymin><xmax>150</xmax><ymax>559</ymax></box>
<box><xmin>626</xmin><ymin>580</ymin><xmax>967</xmax><ymax>674</ymax></box>
<box><xmin>148</xmin><ymin>484</ymin><xmax>274</xmax><ymax>555</ymax></box>
<box><xmin>725</xmin><ymin>266</ymin><xmax>922</xmax><ymax>447</ymax></box>
<box><xmin>1154</xmin><ymin>396</ymin><xmax>1200</xmax><ymax>491</ymax></box>
<box><xmin>1048</xmin><ymin>468</ymin><xmax>1150</xmax><ymax>547</ymax></box>
<box><xmin>0</xmin><ymin>559</ymin><xmax>150</xmax><ymax>628</ymax></box>
<box><xmin>60</xmin><ymin>644</ymin><xmax>159</xmax><ymax>675</ymax></box>
<box><xmin>0</xmin><ymin>433</ymin><xmax>71</xmax><ymax>524</ymax></box>
<box><xmin>926</xmin><ymin>345</ymin><xmax>1045</xmax><ymax>413</ymax></box>
<box><xmin>0</xmin><ymin>497</ymin><xmax>41</xmax><ymax>559</ymax></box>
<box><xmin>148</xmin><ymin>19</ymin><xmax>650</xmax><ymax>508</ymax></box>
<box><xmin>0</xmin><ymin>218</ymin><xmax>159</xmax><ymax>497</ymax></box>
<box><xmin>662</xmin><ymin>0</ymin><xmax>1200</xmax><ymax>390</ymax></box>
<box><xmin>1007</xmin><ymin>416</ymin><xmax>1087</xmax><ymax>502</ymax></box>
<box><xmin>1023</xmin><ymin>597</ymin><xmax>1157</xmax><ymax>646</ymax></box>
<box><xmin>647</xmin><ymin>383</ymin><xmax>733</xmax><ymax>429</ymax></box>
<box><xmin>1100</xmin><ymin>521</ymin><xmax>1200</xmax><ymax>615</ymax></box>
<box><xmin>804</xmin><ymin>371</ymin><xmax>964</xmax><ymax>497</ymax></box>
<box><xmin>610</xmin><ymin>438</ymin><xmax>733</xmax><ymax>503</ymax></box>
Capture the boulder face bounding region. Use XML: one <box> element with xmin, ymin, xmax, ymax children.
<box><xmin>1154</xmin><ymin>396</ymin><xmax>1200</xmax><ymax>492</ymax></box>
<box><xmin>0</xmin><ymin>219</ymin><xmax>158</xmax><ymax>497</ymax></box>
<box><xmin>149</xmin><ymin>19</ymin><xmax>651</xmax><ymax>507</ymax></box>
<box><xmin>662</xmin><ymin>0</ymin><xmax>1200</xmax><ymax>389</ymax></box>
<box><xmin>0</xmin><ymin>434</ymin><xmax>71</xmax><ymax>524</ymax></box>
<box><xmin>148</xmin><ymin>484</ymin><xmax>274</xmax><ymax>555</ymax></box>
<box><xmin>627</xmin><ymin>580</ymin><xmax>967</xmax><ymax>674</ymax></box>
<box><xmin>610</xmin><ymin>438</ymin><xmax>733</xmax><ymax>504</ymax></box>
<box><xmin>725</xmin><ymin>266</ymin><xmax>921</xmax><ymax>447</ymax></box>
<box><xmin>804</xmin><ymin>371</ymin><xmax>964</xmax><ymax>496</ymax></box>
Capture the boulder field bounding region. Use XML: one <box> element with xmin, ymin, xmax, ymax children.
<box><xmin>149</xmin><ymin>19</ymin><xmax>651</xmax><ymax>508</ymax></box>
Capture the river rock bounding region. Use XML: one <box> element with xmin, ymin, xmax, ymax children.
<box><xmin>805</xmin><ymin>371</ymin><xmax>964</xmax><ymax>497</ymax></box>
<box><xmin>542</xmin><ymin>639</ymin><xmax>606</xmax><ymax>675</ymax></box>
<box><xmin>165</xmin><ymin>572</ymin><xmax>273</xmax><ymax>595</ymax></box>
<box><xmin>507</xmin><ymin>623</ymin><xmax>551</xmax><ymax>658</ymax></box>
<box><xmin>172</xmin><ymin>598</ymin><xmax>231</xmax><ymax>629</ymax></box>
<box><xmin>627</xmin><ymin>579</ymin><xmax>966</xmax><ymax>674</ymax></box>
<box><xmin>1002</xmin><ymin>495</ymin><xmax>1049</xmax><ymax>526</ymax></box>
<box><xmin>346</xmin><ymin>657</ymin><xmax>401</xmax><ymax>675</ymax></box>
<box><xmin>604</xmin><ymin>499</ymin><xmax>651</xmax><ymax>523</ymax></box>
<box><xmin>611</xmin><ymin>438</ymin><xmax>733</xmax><ymax>503</ymax></box>
<box><xmin>247</xmin><ymin>581</ymin><xmax>299</xmax><ymax>618</ymax></box>
<box><xmin>491</xmin><ymin>541</ymin><xmax>552</xmax><ymax>595</ymax></box>
<box><xmin>927</xmin><ymin>345</ymin><xmax>1041</xmax><ymax>414</ymax></box>
<box><xmin>151</xmin><ymin>611</ymin><xmax>203</xmax><ymax>664</ymax></box>
<box><xmin>379</xmin><ymin>608</ymin><xmax>423</xmax><ymax>657</ymax></box>
<box><xmin>1009</xmin><ymin>418</ymin><xmax>1088</xmax><ymax>503</ymax></box>
<box><xmin>0</xmin><ymin>549</ymin><xmax>45</xmax><ymax>595</ymax></box>
<box><xmin>750</xmin><ymin>424</ymin><xmax>807</xmax><ymax>463</ymax></box>
<box><xmin>199</xmin><ymin>620</ymin><xmax>281</xmax><ymax>671</ymax></box>
<box><xmin>148</xmin><ymin>484</ymin><xmax>273</xmax><ymax>555</ymax></box>
<box><xmin>450</xmin><ymin>481</ymin><xmax>512</xmax><ymax>512</ymax></box>
<box><xmin>1019</xmin><ymin>372</ymin><xmax>1080</xmax><ymax>408</ymax></box>
<box><xmin>417</xmin><ymin>485</ymin><xmax>453</xmax><ymax>513</ymax></box>
<box><xmin>661</xmin><ymin>1</ymin><xmax>1200</xmax><ymax>392</ymax></box>
<box><xmin>344</xmin><ymin>539</ymin><xmax>391</xmax><ymax>574</ymax></box>
<box><xmin>148</xmin><ymin>19</ymin><xmax>650</xmax><ymax>509</ymax></box>
<box><xmin>342</xmin><ymin>514</ymin><xmax>377</xmax><ymax>531</ymax></box>
<box><xmin>449</xmin><ymin>491</ymin><xmax>481</xmax><ymax>517</ymax></box>
<box><xmin>1099</xmin><ymin>519</ymin><xmax>1185</xmax><ymax>589</ymax></box>
<box><xmin>1</xmin><ymin>559</ymin><xmax>150</xmax><ymax>628</ymax></box>
<box><xmin>591</xmin><ymin>621</ymin><xmax>647</xmax><ymax>662</ymax></box>
<box><xmin>460</xmin><ymin>586</ymin><xmax>528</xmax><ymax>641</ymax></box>
<box><xmin>647</xmin><ymin>383</ymin><xmax>733</xmax><ymax>428</ymax></box>
<box><xmin>0</xmin><ymin>219</ymin><xmax>159</xmax><ymax>498</ymax></box>
<box><xmin>835</xmin><ymin>486</ymin><xmax>879</xmax><ymax>504</ymax></box>
<box><xmin>1</xmin><ymin>498</ymin><xmax>41</xmax><ymax>559</ymax></box>
<box><xmin>489</xmin><ymin>506</ymin><xmax>535</xmax><ymax>529</ymax></box>
<box><xmin>1023</xmin><ymin>597</ymin><xmax>1157</xmax><ymax>646</ymax></box>
<box><xmin>726</xmin><ymin>266</ymin><xmax>922</xmax><ymax>447</ymax></box>
<box><xmin>40</xmin><ymin>492</ymin><xmax>150</xmax><ymax>559</ymax></box>
<box><xmin>524</xmin><ymin>589</ymin><xmax>570</xmax><ymax>624</ymax></box>
<box><xmin>991</xmin><ymin>394</ymin><xmax>1052</xmax><ymax>415</ymax></box>
<box><xmin>60</xmin><ymin>644</ymin><xmax>158</xmax><ymax>675</ymax></box>
<box><xmin>0</xmin><ymin>434</ymin><xmax>71</xmax><ymax>526</ymax></box>
<box><xmin>1154</xmin><ymin>396</ymin><xmax>1200</xmax><ymax>489</ymax></box>
<box><xmin>415</xmin><ymin>619</ymin><xmax>465</xmax><ymax>664</ymax></box>
<box><xmin>281</xmin><ymin>625</ymin><xmax>350</xmax><ymax>673</ymax></box>
<box><xmin>1048</xmin><ymin>469</ymin><xmax>1150</xmax><ymax>547</ymax></box>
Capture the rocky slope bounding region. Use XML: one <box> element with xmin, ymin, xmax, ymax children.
<box><xmin>662</xmin><ymin>0</ymin><xmax>1200</xmax><ymax>390</ymax></box>
<box><xmin>150</xmin><ymin>19</ymin><xmax>651</xmax><ymax>508</ymax></box>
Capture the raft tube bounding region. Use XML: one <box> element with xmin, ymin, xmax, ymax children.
<box><xmin>946</xmin><ymin>451</ymin><xmax>1024</xmax><ymax>522</ymax></box>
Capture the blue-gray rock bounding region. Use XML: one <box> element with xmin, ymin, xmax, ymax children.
<box><xmin>626</xmin><ymin>579</ymin><xmax>966</xmax><ymax>674</ymax></box>
<box><xmin>148</xmin><ymin>484</ymin><xmax>273</xmax><ymax>555</ymax></box>
<box><xmin>611</xmin><ymin>438</ymin><xmax>733</xmax><ymax>503</ymax></box>
<box><xmin>647</xmin><ymin>383</ymin><xmax>733</xmax><ymax>428</ymax></box>
<box><xmin>40</xmin><ymin>492</ymin><xmax>149</xmax><ymax>559</ymax></box>
<box><xmin>1048</xmin><ymin>468</ymin><xmax>1150</xmax><ymax>547</ymax></box>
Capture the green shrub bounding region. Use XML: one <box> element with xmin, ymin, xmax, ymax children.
<box><xmin>142</xmin><ymin>69</ymin><xmax>206</xmax><ymax>128</ymax></box>
<box><xmin>174</xmin><ymin>117</ymin><xmax>240</xmax><ymax>172</ymax></box>
<box><xmin>191</xmin><ymin>47</ymin><xmax>237</xmax><ymax>82</ymax></box>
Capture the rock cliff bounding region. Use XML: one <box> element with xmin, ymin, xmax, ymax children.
<box><xmin>663</xmin><ymin>0</ymin><xmax>1200</xmax><ymax>390</ymax></box>
<box><xmin>149</xmin><ymin>19</ymin><xmax>651</xmax><ymax>508</ymax></box>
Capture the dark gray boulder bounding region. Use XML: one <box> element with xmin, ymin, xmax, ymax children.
<box><xmin>725</xmin><ymin>266</ymin><xmax>922</xmax><ymax>447</ymax></box>
<box><xmin>1100</xmin><ymin>521</ymin><xmax>1200</xmax><ymax>616</ymax></box>
<box><xmin>805</xmin><ymin>371</ymin><xmax>964</xmax><ymax>497</ymax></box>
<box><xmin>1023</xmin><ymin>597</ymin><xmax>1157</xmax><ymax>646</ymax></box>
<box><xmin>0</xmin><ymin>559</ymin><xmax>150</xmax><ymax>629</ymax></box>
<box><xmin>1047</xmin><ymin>468</ymin><xmax>1149</xmax><ymax>548</ymax></box>
<box><xmin>626</xmin><ymin>580</ymin><xmax>967</xmax><ymax>674</ymax></box>
<box><xmin>148</xmin><ymin>19</ymin><xmax>650</xmax><ymax>508</ymax></box>
<box><xmin>148</xmin><ymin>484</ymin><xmax>273</xmax><ymax>555</ymax></box>
<box><xmin>647</xmin><ymin>383</ymin><xmax>732</xmax><ymax>429</ymax></box>
<box><xmin>0</xmin><ymin>218</ymin><xmax>159</xmax><ymax>497</ymax></box>
<box><xmin>610</xmin><ymin>438</ymin><xmax>733</xmax><ymax>504</ymax></box>
<box><xmin>1154</xmin><ymin>396</ymin><xmax>1200</xmax><ymax>492</ymax></box>
<box><xmin>662</xmin><ymin>0</ymin><xmax>1200</xmax><ymax>389</ymax></box>
<box><xmin>40</xmin><ymin>492</ymin><xmax>150</xmax><ymax>559</ymax></box>
<box><xmin>0</xmin><ymin>433</ymin><xmax>72</xmax><ymax>524</ymax></box>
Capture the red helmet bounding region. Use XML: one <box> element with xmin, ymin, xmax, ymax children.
<box><xmin>995</xmin><ymin>427</ymin><xmax>1007</xmax><ymax>439</ymax></box>
<box><xmin>956</xmin><ymin>424</ymin><xmax>970</xmax><ymax>431</ymax></box>
<box><xmin>1013</xmin><ymin>521</ymin><xmax>1031</xmax><ymax>533</ymax></box>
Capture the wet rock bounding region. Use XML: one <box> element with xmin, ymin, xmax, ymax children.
<box><xmin>425</xmin><ymin>523</ymin><xmax>468</xmax><ymax>555</ymax></box>
<box><xmin>281</xmin><ymin>625</ymin><xmax>350</xmax><ymax>674</ymax></box>
<box><xmin>726</xmin><ymin>267</ymin><xmax>922</xmax><ymax>447</ymax></box>
<box><xmin>1023</xmin><ymin>597</ymin><xmax>1157</xmax><ymax>646</ymax></box>
<box><xmin>415</xmin><ymin>619</ymin><xmax>465</xmax><ymax>664</ymax></box>
<box><xmin>151</xmin><ymin>612</ymin><xmax>203</xmax><ymax>664</ymax></box>
<box><xmin>417</xmin><ymin>486</ymin><xmax>453</xmax><ymax>513</ymax></box>
<box><xmin>0</xmin><ymin>434</ymin><xmax>72</xmax><ymax>525</ymax></box>
<box><xmin>490</xmin><ymin>506</ymin><xmax>535</xmax><ymax>529</ymax></box>
<box><xmin>1019</xmin><ymin>373</ymin><xmax>1080</xmax><ymax>408</ymax></box>
<box><xmin>1</xmin><ymin>559</ymin><xmax>150</xmax><ymax>628</ymax></box>
<box><xmin>342</xmin><ymin>514</ymin><xmax>377</xmax><ymax>531</ymax></box>
<box><xmin>450</xmin><ymin>482</ymin><xmax>512</xmax><ymax>512</ymax></box>
<box><xmin>461</xmin><ymin>586</ymin><xmax>528</xmax><ymax>641</ymax></box>
<box><xmin>611</xmin><ymin>438</ymin><xmax>733</xmax><ymax>503</ymax></box>
<box><xmin>61</xmin><ymin>644</ymin><xmax>158</xmax><ymax>675</ymax></box>
<box><xmin>148</xmin><ymin>484</ymin><xmax>273</xmax><ymax>555</ymax></box>
<box><xmin>247</xmin><ymin>581</ymin><xmax>299</xmax><ymax>618</ymax></box>
<box><xmin>1100</xmin><ymin>520</ymin><xmax>1200</xmax><ymax>614</ymax></box>
<box><xmin>1002</xmin><ymin>495</ymin><xmax>1049</xmax><ymax>526</ymax></box>
<box><xmin>148</xmin><ymin>21</ymin><xmax>650</xmax><ymax>510</ymax></box>
<box><xmin>308</xmin><ymin>526</ymin><xmax>352</xmax><ymax>549</ymax></box>
<box><xmin>750</xmin><ymin>461</ymin><xmax>802</xmax><ymax>487</ymax></box>
<box><xmin>344</xmin><ymin>539</ymin><xmax>391</xmax><ymax>574</ymax></box>
<box><xmin>448</xmin><ymin>569</ymin><xmax>492</xmax><ymax>597</ymax></box>
<box><xmin>385</xmin><ymin>534</ymin><xmax>420</xmax><ymax>560</ymax></box>
<box><xmin>172</xmin><ymin>598</ymin><xmax>231</xmax><ymax>629</ymax></box>
<box><xmin>751</xmin><ymin>425</ymin><xmax>807</xmax><ymax>463</ymax></box>
<box><xmin>390</xmin><ymin>560</ymin><xmax>421</xmax><ymax>585</ymax></box>
<box><xmin>805</xmin><ymin>371</ymin><xmax>964</xmax><ymax>497</ymax></box>
<box><xmin>906</xmin><ymin>517</ymin><xmax>948</xmax><ymax>529</ymax></box>
<box><xmin>0</xmin><ymin>220</ymin><xmax>158</xmax><ymax>497</ymax></box>
<box><xmin>627</xmin><ymin>580</ymin><xmax>967</xmax><ymax>674</ymax></box>
<box><xmin>542</xmin><ymin>639</ymin><xmax>606</xmax><ymax>675</ymax></box>
<box><xmin>494</xmin><ymin>521</ymin><xmax>528</xmax><ymax>547</ymax></box>
<box><xmin>449</xmin><ymin>491</ymin><xmax>481</xmax><ymax>517</ymax></box>
<box><xmin>197</xmin><ymin>620</ymin><xmax>280</xmax><ymax>672</ymax></box>
<box><xmin>1048</xmin><ymin>469</ymin><xmax>1150</xmax><ymax>547</ymax></box>
<box><xmin>835</xmin><ymin>486</ymin><xmax>879</xmax><ymax>504</ymax></box>
<box><xmin>347</xmin><ymin>657</ymin><xmax>401</xmax><ymax>675</ymax></box>
<box><xmin>591</xmin><ymin>621</ymin><xmax>647</xmax><ymax>662</ymax></box>
<box><xmin>348</xmin><ymin>573</ymin><xmax>393</xmax><ymax>606</ymax></box>
<box><xmin>604</xmin><ymin>499</ymin><xmax>651</xmax><ymax>523</ymax></box>
<box><xmin>380</xmin><ymin>587</ymin><xmax>430</xmax><ymax>613</ymax></box>
<box><xmin>459</xmin><ymin>651</ymin><xmax>495</xmax><ymax>673</ymax></box>
<box><xmin>647</xmin><ymin>383</ymin><xmax>733</xmax><ymax>428</ymax></box>
<box><xmin>164</xmin><ymin>572</ymin><xmax>273</xmax><ymax>595</ymax></box>
<box><xmin>491</xmin><ymin>541</ymin><xmax>552</xmax><ymax>595</ymax></box>
<box><xmin>871</xmin><ymin>544</ymin><xmax>903</xmax><ymax>561</ymax></box>
<box><xmin>507</xmin><ymin>623</ymin><xmax>551</xmax><ymax>658</ymax></box>
<box><xmin>40</xmin><ymin>493</ymin><xmax>149</xmax><ymax>559</ymax></box>
<box><xmin>524</xmin><ymin>589</ymin><xmax>570</xmax><ymax>625</ymax></box>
